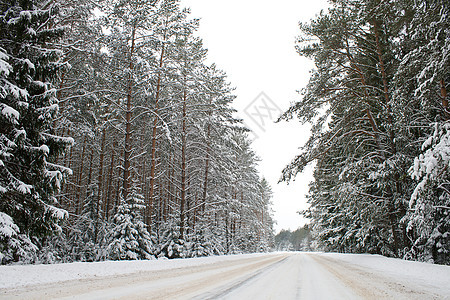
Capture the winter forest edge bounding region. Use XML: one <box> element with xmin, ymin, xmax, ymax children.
<box><xmin>0</xmin><ymin>0</ymin><xmax>274</xmax><ymax>264</ymax></box>
<box><xmin>0</xmin><ymin>0</ymin><xmax>449</xmax><ymax>266</ymax></box>
<box><xmin>279</xmin><ymin>0</ymin><xmax>449</xmax><ymax>265</ymax></box>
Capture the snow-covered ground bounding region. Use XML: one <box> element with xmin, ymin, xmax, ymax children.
<box><xmin>0</xmin><ymin>252</ymin><xmax>271</xmax><ymax>289</ymax></box>
<box><xmin>320</xmin><ymin>252</ymin><xmax>450</xmax><ymax>297</ymax></box>
<box><xmin>200</xmin><ymin>252</ymin><xmax>450</xmax><ymax>299</ymax></box>
<box><xmin>0</xmin><ymin>252</ymin><xmax>449</xmax><ymax>299</ymax></box>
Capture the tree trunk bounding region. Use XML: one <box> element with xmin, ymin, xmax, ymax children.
<box><xmin>97</xmin><ymin>126</ymin><xmax>106</xmax><ymax>217</ymax></box>
<box><xmin>202</xmin><ymin>98</ymin><xmax>212</xmax><ymax>213</ymax></box>
<box><xmin>373</xmin><ymin>20</ymin><xmax>404</xmax><ymax>255</ymax></box>
<box><xmin>344</xmin><ymin>38</ymin><xmax>384</xmax><ymax>156</ymax></box>
<box><xmin>148</xmin><ymin>39</ymin><xmax>166</xmax><ymax>226</ymax></box>
<box><xmin>87</xmin><ymin>147</ymin><xmax>94</xmax><ymax>186</ymax></box>
<box><xmin>373</xmin><ymin>21</ymin><xmax>396</xmax><ymax>155</ymax></box>
<box><xmin>167</xmin><ymin>156</ymin><xmax>174</xmax><ymax>219</ymax></box>
<box><xmin>105</xmin><ymin>143</ymin><xmax>115</xmax><ymax>220</ymax></box>
<box><xmin>122</xmin><ymin>23</ymin><xmax>137</xmax><ymax>203</ymax></box>
<box><xmin>225</xmin><ymin>211</ymin><xmax>230</xmax><ymax>254</ymax></box>
<box><xmin>140</xmin><ymin>155</ymin><xmax>147</xmax><ymax>221</ymax></box>
<box><xmin>76</xmin><ymin>136</ymin><xmax>88</xmax><ymax>215</ymax></box>
<box><xmin>115</xmin><ymin>149</ymin><xmax>123</xmax><ymax>212</ymax></box>
<box><xmin>180</xmin><ymin>87</ymin><xmax>187</xmax><ymax>239</ymax></box>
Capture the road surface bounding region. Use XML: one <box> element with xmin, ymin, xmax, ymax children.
<box><xmin>1</xmin><ymin>253</ymin><xmax>448</xmax><ymax>299</ymax></box>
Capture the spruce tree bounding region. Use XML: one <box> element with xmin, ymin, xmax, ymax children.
<box><xmin>0</xmin><ymin>0</ymin><xmax>72</xmax><ymax>263</ymax></box>
<box><xmin>394</xmin><ymin>0</ymin><xmax>450</xmax><ymax>264</ymax></box>
<box><xmin>107</xmin><ymin>182</ymin><xmax>154</xmax><ymax>260</ymax></box>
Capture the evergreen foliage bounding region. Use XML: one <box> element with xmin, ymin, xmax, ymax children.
<box><xmin>281</xmin><ymin>0</ymin><xmax>449</xmax><ymax>264</ymax></box>
<box><xmin>107</xmin><ymin>184</ymin><xmax>154</xmax><ymax>260</ymax></box>
<box><xmin>0</xmin><ymin>0</ymin><xmax>72</xmax><ymax>264</ymax></box>
<box><xmin>274</xmin><ymin>226</ymin><xmax>313</xmax><ymax>251</ymax></box>
<box><xmin>0</xmin><ymin>0</ymin><xmax>275</xmax><ymax>264</ymax></box>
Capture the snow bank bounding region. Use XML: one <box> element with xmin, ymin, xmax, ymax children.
<box><xmin>319</xmin><ymin>252</ymin><xmax>450</xmax><ymax>295</ymax></box>
<box><xmin>0</xmin><ymin>253</ymin><xmax>270</xmax><ymax>289</ymax></box>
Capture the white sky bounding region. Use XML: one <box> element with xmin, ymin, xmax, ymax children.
<box><xmin>180</xmin><ymin>0</ymin><xmax>328</xmax><ymax>233</ymax></box>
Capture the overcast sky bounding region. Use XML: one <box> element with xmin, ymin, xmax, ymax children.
<box><xmin>180</xmin><ymin>0</ymin><xmax>328</xmax><ymax>232</ymax></box>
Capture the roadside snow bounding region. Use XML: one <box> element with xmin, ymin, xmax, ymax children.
<box><xmin>319</xmin><ymin>252</ymin><xmax>450</xmax><ymax>296</ymax></box>
<box><xmin>0</xmin><ymin>253</ymin><xmax>270</xmax><ymax>289</ymax></box>
<box><xmin>1</xmin><ymin>251</ymin><xmax>449</xmax><ymax>299</ymax></box>
<box><xmin>1</xmin><ymin>252</ymin><xmax>449</xmax><ymax>299</ymax></box>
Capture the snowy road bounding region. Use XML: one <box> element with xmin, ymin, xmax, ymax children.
<box><xmin>1</xmin><ymin>252</ymin><xmax>449</xmax><ymax>299</ymax></box>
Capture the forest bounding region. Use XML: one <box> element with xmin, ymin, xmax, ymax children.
<box><xmin>274</xmin><ymin>226</ymin><xmax>313</xmax><ymax>251</ymax></box>
<box><xmin>280</xmin><ymin>0</ymin><xmax>449</xmax><ymax>264</ymax></box>
<box><xmin>0</xmin><ymin>0</ymin><xmax>274</xmax><ymax>264</ymax></box>
<box><xmin>1</xmin><ymin>0</ymin><xmax>449</xmax><ymax>267</ymax></box>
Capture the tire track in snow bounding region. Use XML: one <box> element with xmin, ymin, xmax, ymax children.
<box><xmin>310</xmin><ymin>254</ymin><xmax>442</xmax><ymax>300</ymax></box>
<box><xmin>0</xmin><ymin>254</ymin><xmax>289</xmax><ymax>300</ymax></box>
<box><xmin>1</xmin><ymin>253</ymin><xmax>446</xmax><ymax>299</ymax></box>
<box><xmin>192</xmin><ymin>256</ymin><xmax>290</xmax><ymax>299</ymax></box>
<box><xmin>207</xmin><ymin>253</ymin><xmax>361</xmax><ymax>299</ymax></box>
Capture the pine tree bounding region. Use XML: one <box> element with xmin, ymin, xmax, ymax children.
<box><xmin>282</xmin><ymin>0</ymin><xmax>449</xmax><ymax>264</ymax></box>
<box><xmin>280</xmin><ymin>0</ymin><xmax>408</xmax><ymax>256</ymax></box>
<box><xmin>0</xmin><ymin>0</ymin><xmax>276</xmax><ymax>263</ymax></box>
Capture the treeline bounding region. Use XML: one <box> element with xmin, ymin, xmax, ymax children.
<box><xmin>274</xmin><ymin>226</ymin><xmax>313</xmax><ymax>251</ymax></box>
<box><xmin>0</xmin><ymin>0</ymin><xmax>274</xmax><ymax>264</ymax></box>
<box><xmin>280</xmin><ymin>0</ymin><xmax>449</xmax><ymax>264</ymax></box>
